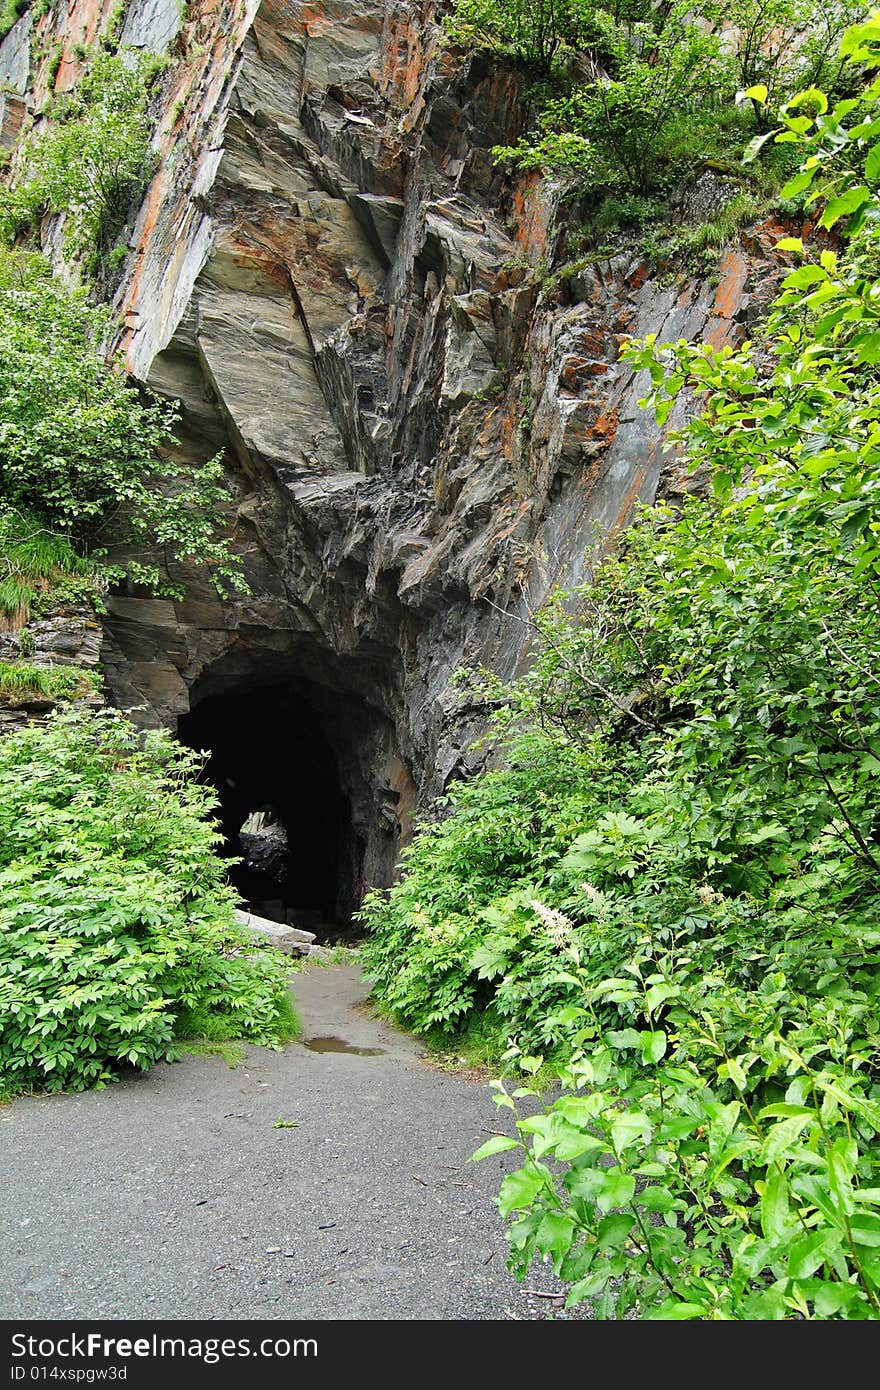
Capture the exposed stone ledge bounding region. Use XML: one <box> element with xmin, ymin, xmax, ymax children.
<box><xmin>234</xmin><ymin>907</ymin><xmax>318</xmax><ymax>956</ymax></box>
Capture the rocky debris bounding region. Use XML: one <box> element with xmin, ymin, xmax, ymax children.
<box><xmin>239</xmin><ymin>822</ymin><xmax>291</xmax><ymax>882</ymax></box>
<box><xmin>234</xmin><ymin>907</ymin><xmax>318</xmax><ymax>957</ymax></box>
<box><xmin>0</xmin><ymin>608</ymin><xmax>103</xmax><ymax>669</ymax></box>
<box><xmin>669</xmin><ymin>167</ymin><xmax>740</xmax><ymax>224</ymax></box>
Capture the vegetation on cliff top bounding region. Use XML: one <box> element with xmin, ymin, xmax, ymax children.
<box><xmin>0</xmin><ymin>257</ymin><xmax>242</xmax><ymax>598</ymax></box>
<box><xmin>362</xmin><ymin>16</ymin><xmax>880</xmax><ymax>1319</ymax></box>
<box><xmin>0</xmin><ymin>42</ymin><xmax>245</xmax><ymax>604</ymax></box>
<box><xmin>1</xmin><ymin>49</ymin><xmax>159</xmax><ymax>280</ymax></box>
<box><xmin>447</xmin><ymin>0</ymin><xmax>871</xmax><ymax>261</ymax></box>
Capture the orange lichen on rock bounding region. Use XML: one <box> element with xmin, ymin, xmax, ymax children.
<box><xmin>712</xmin><ymin>248</ymin><xmax>749</xmax><ymax>317</ymax></box>
<box><xmin>378</xmin><ymin>2</ymin><xmax>436</xmax><ymax>119</ymax></box>
<box><xmin>590</xmin><ymin>410</ymin><xmax>620</xmax><ymax>443</ymax></box>
<box><xmin>510</xmin><ymin>172</ymin><xmax>551</xmax><ymax>263</ymax></box>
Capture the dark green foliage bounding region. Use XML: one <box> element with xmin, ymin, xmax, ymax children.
<box><xmin>451</xmin><ymin>0</ymin><xmax>869</xmax><ymax>232</ymax></box>
<box><xmin>0</xmin><ymin>707</ymin><xmax>296</xmax><ymax>1098</ymax></box>
<box><xmin>493</xmin><ymin>6</ymin><xmax>728</xmax><ymax>194</ymax></box>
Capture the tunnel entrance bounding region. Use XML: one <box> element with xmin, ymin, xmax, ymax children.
<box><xmin>178</xmin><ymin>684</ymin><xmax>357</xmax><ymax>937</ymax></box>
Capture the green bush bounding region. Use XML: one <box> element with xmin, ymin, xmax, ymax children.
<box><xmin>362</xmin><ymin>18</ymin><xmax>880</xmax><ymax>1318</ymax></box>
<box><xmin>462</xmin><ymin>0</ymin><xmax>868</xmax><ymax>214</ymax></box>
<box><xmin>0</xmin><ymin>257</ymin><xmax>243</xmax><ymax>598</ymax></box>
<box><xmin>0</xmin><ymin>707</ymin><xmax>296</xmax><ymax>1097</ymax></box>
<box><xmin>494</xmin><ymin>6</ymin><xmax>728</xmax><ymax>193</ymax></box>
<box><xmin>2</xmin><ymin>49</ymin><xmax>157</xmax><ymax>274</ymax></box>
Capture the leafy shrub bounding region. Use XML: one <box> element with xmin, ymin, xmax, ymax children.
<box><xmin>460</xmin><ymin>0</ymin><xmax>868</xmax><ymax>219</ymax></box>
<box><xmin>1</xmin><ymin>50</ymin><xmax>157</xmax><ymax>274</ymax></box>
<box><xmin>494</xmin><ymin>7</ymin><xmax>728</xmax><ymax>193</ymax></box>
<box><xmin>717</xmin><ymin>0</ymin><xmax>869</xmax><ymax>119</ymax></box>
<box><xmin>363</xmin><ymin>18</ymin><xmax>880</xmax><ymax>1318</ymax></box>
<box><xmin>0</xmin><ymin>257</ymin><xmax>243</xmax><ymax>597</ymax></box>
<box><xmin>480</xmin><ymin>956</ymin><xmax>880</xmax><ymax>1319</ymax></box>
<box><xmin>0</xmin><ymin>707</ymin><xmax>296</xmax><ymax>1097</ymax></box>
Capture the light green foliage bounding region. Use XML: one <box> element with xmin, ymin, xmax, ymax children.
<box><xmin>0</xmin><ymin>707</ymin><xmax>296</xmax><ymax>1097</ymax></box>
<box><xmin>1</xmin><ymin>49</ymin><xmax>156</xmax><ymax>275</ymax></box>
<box><xmin>0</xmin><ymin>503</ymin><xmax>95</xmax><ymax>625</ymax></box>
<box><xmin>0</xmin><ymin>659</ymin><xmax>98</xmax><ymax>701</ymax></box>
<box><xmin>362</xmin><ymin>22</ymin><xmax>880</xmax><ymax>1318</ymax></box>
<box><xmin>481</xmin><ymin>974</ymin><xmax>880</xmax><ymax>1318</ymax></box>
<box><xmin>0</xmin><ymin>0</ymin><xmax>27</xmax><ymax>41</ymax></box>
<box><xmin>0</xmin><ymin>258</ymin><xmax>244</xmax><ymax>598</ymax></box>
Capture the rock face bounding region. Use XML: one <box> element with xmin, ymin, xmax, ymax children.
<box><xmin>0</xmin><ymin>0</ymin><xmax>785</xmax><ymax>916</ymax></box>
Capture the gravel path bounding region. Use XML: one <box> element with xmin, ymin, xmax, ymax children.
<box><xmin>0</xmin><ymin>964</ymin><xmax>571</xmax><ymax>1321</ymax></box>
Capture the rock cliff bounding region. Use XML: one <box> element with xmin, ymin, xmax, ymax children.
<box><xmin>0</xmin><ymin>0</ymin><xmax>783</xmax><ymax>918</ymax></box>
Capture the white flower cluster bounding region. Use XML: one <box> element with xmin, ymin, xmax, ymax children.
<box><xmin>697</xmin><ymin>884</ymin><xmax>722</xmax><ymax>907</ymax></box>
<box><xmin>530</xmin><ymin>898</ymin><xmax>574</xmax><ymax>950</ymax></box>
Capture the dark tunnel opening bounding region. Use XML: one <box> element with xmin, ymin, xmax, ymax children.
<box><xmin>178</xmin><ymin>683</ymin><xmax>358</xmax><ymax>938</ymax></box>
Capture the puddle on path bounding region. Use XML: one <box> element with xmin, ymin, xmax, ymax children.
<box><xmin>301</xmin><ymin>1035</ymin><xmax>385</xmax><ymax>1056</ymax></box>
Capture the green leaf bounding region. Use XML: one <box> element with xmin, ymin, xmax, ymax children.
<box><xmin>819</xmin><ymin>186</ymin><xmax>872</xmax><ymax>229</ymax></box>
<box><xmin>723</xmin><ymin>1057</ymin><xmax>748</xmax><ymax>1091</ymax></box>
<box><xmin>536</xmin><ymin>1211</ymin><xmax>576</xmax><ymax>1256</ymax></box>
<box><xmin>645</xmin><ymin>982</ymin><xmax>678</xmax><ymax>1011</ymax></box>
<box><xmin>782</xmin><ymin>264</ymin><xmax>828</xmax><ymax>289</ymax></box>
<box><xmin>849</xmin><ymin>1213</ymin><xmax>880</xmax><ymax>1248</ymax></box>
<box><xmin>497</xmin><ymin>1165</ymin><xmax>548</xmax><ymax>1217</ymax></box>
<box><xmin>611</xmin><ymin>1110</ymin><xmax>651</xmax><ymax>1152</ymax></box>
<box><xmin>760</xmin><ymin>1166</ymin><xmax>791</xmax><ymax>1242</ymax></box>
<box><xmin>639</xmin><ymin>1029</ymin><xmax>668</xmax><ymax>1063</ymax></box>
<box><xmin>780</xmin><ymin>167</ymin><xmax>817</xmax><ymax>199</ymax></box>
<box><xmin>596</xmin><ymin>1167</ymin><xmax>636</xmax><ymax>1214</ymax></box>
<box><xmin>787</xmin><ymin>1229</ymin><xmax>841</xmax><ymax>1280</ymax></box>
<box><xmin>760</xmin><ymin>1113</ymin><xmax>811</xmax><ymax>1164</ymax></box>
<box><xmin>597</xmin><ymin>1212</ymin><xmax>635</xmax><ymax>1251</ymax></box>
<box><xmin>472</xmin><ymin>1135</ymin><xmax>521</xmax><ymax>1160</ymax></box>
<box><xmin>649</xmin><ymin>1302</ymin><xmax>706</xmax><ymax>1320</ymax></box>
<box><xmin>865</xmin><ymin>144</ymin><xmax>880</xmax><ymax>183</ymax></box>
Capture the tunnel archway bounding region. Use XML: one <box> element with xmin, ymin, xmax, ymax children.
<box><xmin>179</xmin><ymin>682</ymin><xmax>360</xmax><ymax>935</ymax></box>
